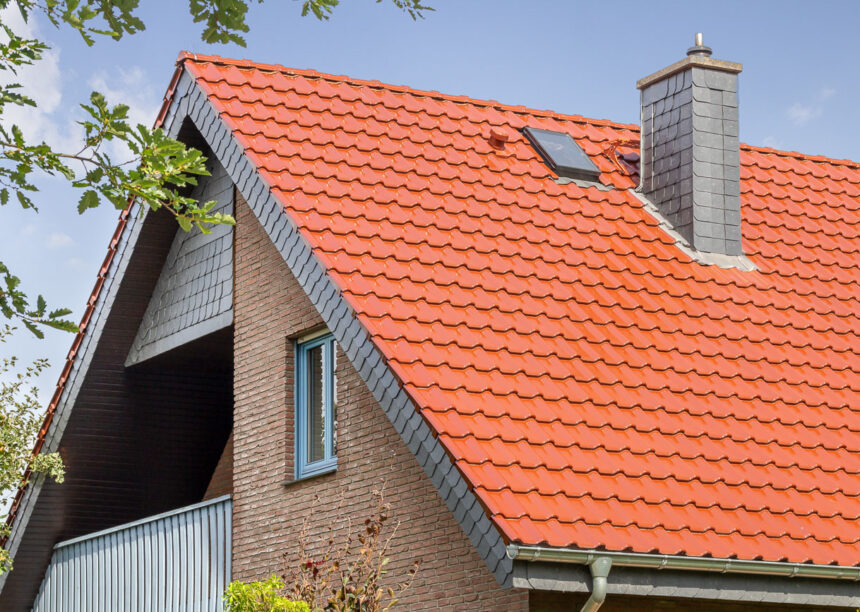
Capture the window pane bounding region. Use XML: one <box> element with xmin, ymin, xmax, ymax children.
<box><xmin>331</xmin><ymin>340</ymin><xmax>338</xmax><ymax>457</ymax></box>
<box><xmin>306</xmin><ymin>343</ymin><xmax>325</xmax><ymax>464</ymax></box>
<box><xmin>522</xmin><ymin>127</ymin><xmax>600</xmax><ymax>181</ymax></box>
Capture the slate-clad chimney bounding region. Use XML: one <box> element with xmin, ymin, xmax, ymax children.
<box><xmin>637</xmin><ymin>34</ymin><xmax>744</xmax><ymax>255</ymax></box>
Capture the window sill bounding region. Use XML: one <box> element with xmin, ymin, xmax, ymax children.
<box><xmin>284</xmin><ymin>459</ymin><xmax>337</xmax><ymax>486</ymax></box>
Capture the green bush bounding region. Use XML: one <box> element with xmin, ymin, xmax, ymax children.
<box><xmin>223</xmin><ymin>575</ymin><xmax>310</xmax><ymax>612</ymax></box>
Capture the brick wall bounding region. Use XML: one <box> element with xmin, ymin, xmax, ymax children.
<box><xmin>232</xmin><ymin>193</ymin><xmax>529</xmax><ymax>611</ymax></box>
<box><xmin>203</xmin><ymin>431</ymin><xmax>233</xmax><ymax>500</ymax></box>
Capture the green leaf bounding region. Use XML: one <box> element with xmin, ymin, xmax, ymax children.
<box><xmin>22</xmin><ymin>320</ymin><xmax>44</xmax><ymax>339</ymax></box>
<box><xmin>77</xmin><ymin>189</ymin><xmax>100</xmax><ymax>214</ymax></box>
<box><xmin>42</xmin><ymin>319</ymin><xmax>79</xmax><ymax>333</ymax></box>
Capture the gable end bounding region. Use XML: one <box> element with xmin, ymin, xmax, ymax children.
<box><xmin>167</xmin><ymin>65</ymin><xmax>516</xmax><ymax>586</ymax></box>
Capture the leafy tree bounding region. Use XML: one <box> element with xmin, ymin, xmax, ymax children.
<box><xmin>0</xmin><ymin>325</ymin><xmax>64</xmax><ymax>573</ymax></box>
<box><xmin>0</xmin><ymin>0</ymin><xmax>432</xmax><ymax>574</ymax></box>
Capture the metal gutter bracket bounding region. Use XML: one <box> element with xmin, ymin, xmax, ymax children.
<box><xmin>581</xmin><ymin>556</ymin><xmax>612</xmax><ymax>612</ymax></box>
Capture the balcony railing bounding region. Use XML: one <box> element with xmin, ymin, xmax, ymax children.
<box><xmin>32</xmin><ymin>495</ymin><xmax>232</xmax><ymax>612</ymax></box>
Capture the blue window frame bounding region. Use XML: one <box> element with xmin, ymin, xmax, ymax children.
<box><xmin>295</xmin><ymin>332</ymin><xmax>337</xmax><ymax>479</ymax></box>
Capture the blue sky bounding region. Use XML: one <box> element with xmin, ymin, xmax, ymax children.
<box><xmin>3</xmin><ymin>0</ymin><xmax>860</xmax><ymax>399</ymax></box>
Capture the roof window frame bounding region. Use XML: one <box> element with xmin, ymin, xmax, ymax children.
<box><xmin>523</xmin><ymin>126</ymin><xmax>602</xmax><ymax>182</ymax></box>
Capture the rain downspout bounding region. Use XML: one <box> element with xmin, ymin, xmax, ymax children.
<box><xmin>581</xmin><ymin>557</ymin><xmax>612</xmax><ymax>612</ymax></box>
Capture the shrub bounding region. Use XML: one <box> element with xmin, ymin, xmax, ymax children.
<box><xmin>223</xmin><ymin>575</ymin><xmax>310</xmax><ymax>612</ymax></box>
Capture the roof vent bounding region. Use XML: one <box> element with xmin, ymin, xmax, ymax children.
<box><xmin>523</xmin><ymin>127</ymin><xmax>601</xmax><ymax>182</ymax></box>
<box><xmin>686</xmin><ymin>32</ymin><xmax>713</xmax><ymax>57</ymax></box>
<box><xmin>488</xmin><ymin>127</ymin><xmax>509</xmax><ymax>149</ymax></box>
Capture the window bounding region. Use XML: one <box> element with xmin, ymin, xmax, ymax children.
<box><xmin>296</xmin><ymin>332</ymin><xmax>337</xmax><ymax>478</ymax></box>
<box><xmin>522</xmin><ymin>126</ymin><xmax>601</xmax><ymax>182</ymax></box>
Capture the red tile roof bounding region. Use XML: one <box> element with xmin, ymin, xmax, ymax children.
<box><xmin>184</xmin><ymin>53</ymin><xmax>860</xmax><ymax>567</ymax></box>
<box><xmin>15</xmin><ymin>51</ymin><xmax>856</xmax><ymax>570</ymax></box>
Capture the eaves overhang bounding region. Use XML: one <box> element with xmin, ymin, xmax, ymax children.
<box><xmin>509</xmin><ymin>544</ymin><xmax>860</xmax><ymax>607</ymax></box>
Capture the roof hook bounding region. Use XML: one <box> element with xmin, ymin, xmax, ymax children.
<box><xmin>580</xmin><ymin>556</ymin><xmax>612</xmax><ymax>612</ymax></box>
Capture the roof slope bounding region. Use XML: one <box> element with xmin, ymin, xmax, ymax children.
<box><xmin>191</xmin><ymin>54</ymin><xmax>858</xmax><ymax>566</ymax></box>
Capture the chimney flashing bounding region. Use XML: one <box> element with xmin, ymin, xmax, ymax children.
<box><xmin>629</xmin><ymin>189</ymin><xmax>757</xmax><ymax>271</ymax></box>
<box><xmin>637</xmin><ymin>56</ymin><xmax>742</xmax><ymax>91</ymax></box>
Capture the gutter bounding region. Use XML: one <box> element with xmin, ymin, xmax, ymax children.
<box><xmin>509</xmin><ymin>544</ymin><xmax>860</xmax><ymax>612</ymax></box>
<box><xmin>508</xmin><ymin>544</ymin><xmax>860</xmax><ymax>582</ymax></box>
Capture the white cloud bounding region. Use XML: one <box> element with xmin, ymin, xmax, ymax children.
<box><xmin>0</xmin><ymin>7</ymin><xmax>81</xmax><ymax>152</ymax></box>
<box><xmin>762</xmin><ymin>136</ymin><xmax>782</xmax><ymax>149</ymax></box>
<box><xmin>65</xmin><ymin>256</ymin><xmax>86</xmax><ymax>270</ymax></box>
<box><xmin>787</xmin><ymin>103</ymin><xmax>819</xmax><ymax>126</ymax></box>
<box><xmin>786</xmin><ymin>87</ymin><xmax>837</xmax><ymax>127</ymax></box>
<box><xmin>88</xmin><ymin>67</ymin><xmax>161</xmax><ymax>161</ymax></box>
<box><xmin>0</xmin><ymin>9</ymin><xmax>160</xmax><ymax>165</ymax></box>
<box><xmin>46</xmin><ymin>231</ymin><xmax>74</xmax><ymax>249</ymax></box>
<box><xmin>21</xmin><ymin>223</ymin><xmax>37</xmax><ymax>236</ymax></box>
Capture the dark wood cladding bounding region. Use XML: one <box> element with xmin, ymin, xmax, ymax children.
<box><xmin>0</xmin><ymin>208</ymin><xmax>233</xmax><ymax>611</ymax></box>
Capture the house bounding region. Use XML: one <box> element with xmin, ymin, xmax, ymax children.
<box><xmin>0</xmin><ymin>35</ymin><xmax>858</xmax><ymax>611</ymax></box>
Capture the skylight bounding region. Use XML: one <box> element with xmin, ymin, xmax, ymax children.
<box><xmin>523</xmin><ymin>127</ymin><xmax>601</xmax><ymax>182</ymax></box>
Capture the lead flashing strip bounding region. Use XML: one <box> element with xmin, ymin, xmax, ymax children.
<box><xmin>629</xmin><ymin>189</ymin><xmax>757</xmax><ymax>271</ymax></box>
<box><xmin>174</xmin><ymin>68</ymin><xmax>515</xmax><ymax>587</ymax></box>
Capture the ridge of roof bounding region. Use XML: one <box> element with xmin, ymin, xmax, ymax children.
<box><xmin>175</xmin><ymin>51</ymin><xmax>640</xmax><ymax>131</ymax></box>
<box><xmin>176</xmin><ymin>51</ymin><xmax>860</xmax><ymax>170</ymax></box>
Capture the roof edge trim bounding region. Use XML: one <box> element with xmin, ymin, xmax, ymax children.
<box><xmin>507</xmin><ymin>544</ymin><xmax>860</xmax><ymax>581</ymax></box>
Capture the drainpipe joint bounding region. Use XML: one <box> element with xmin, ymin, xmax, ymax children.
<box><xmin>580</xmin><ymin>556</ymin><xmax>612</xmax><ymax>612</ymax></box>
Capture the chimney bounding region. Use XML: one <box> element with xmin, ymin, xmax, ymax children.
<box><xmin>637</xmin><ymin>34</ymin><xmax>744</xmax><ymax>256</ymax></box>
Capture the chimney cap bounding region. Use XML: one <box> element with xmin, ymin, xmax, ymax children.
<box><xmin>636</xmin><ymin>37</ymin><xmax>742</xmax><ymax>90</ymax></box>
<box><xmin>687</xmin><ymin>32</ymin><xmax>713</xmax><ymax>57</ymax></box>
